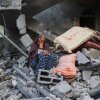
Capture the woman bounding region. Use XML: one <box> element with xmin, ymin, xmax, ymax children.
<box><xmin>29</xmin><ymin>34</ymin><xmax>57</xmax><ymax>77</ymax></box>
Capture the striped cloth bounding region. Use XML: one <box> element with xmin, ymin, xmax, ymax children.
<box><xmin>31</xmin><ymin>54</ymin><xmax>57</xmax><ymax>77</ymax></box>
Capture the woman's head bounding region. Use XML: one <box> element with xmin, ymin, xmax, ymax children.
<box><xmin>38</xmin><ymin>34</ymin><xmax>45</xmax><ymax>42</ymax></box>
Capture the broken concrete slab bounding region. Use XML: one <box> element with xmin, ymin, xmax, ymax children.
<box><xmin>76</xmin><ymin>51</ymin><xmax>90</xmax><ymax>65</ymax></box>
<box><xmin>82</xmin><ymin>70</ymin><xmax>92</xmax><ymax>81</ymax></box>
<box><xmin>50</xmin><ymin>81</ymin><xmax>72</xmax><ymax>95</ymax></box>
<box><xmin>20</xmin><ymin>98</ymin><xmax>45</xmax><ymax>100</ymax></box>
<box><xmin>17</xmin><ymin>56</ymin><xmax>26</xmax><ymax>68</ymax></box>
<box><xmin>16</xmin><ymin>14</ymin><xmax>26</xmax><ymax>34</ymax></box>
<box><xmin>7</xmin><ymin>93</ymin><xmax>22</xmax><ymax>100</ymax></box>
<box><xmin>20</xmin><ymin>34</ymin><xmax>33</xmax><ymax>48</ymax></box>
<box><xmin>17</xmin><ymin>80</ymin><xmax>37</xmax><ymax>98</ymax></box>
<box><xmin>87</xmin><ymin>49</ymin><xmax>100</xmax><ymax>60</ymax></box>
<box><xmin>90</xmin><ymin>76</ymin><xmax>100</xmax><ymax>89</ymax></box>
<box><xmin>77</xmin><ymin>92</ymin><xmax>94</xmax><ymax>100</ymax></box>
<box><xmin>0</xmin><ymin>0</ymin><xmax>22</xmax><ymax>10</ymax></box>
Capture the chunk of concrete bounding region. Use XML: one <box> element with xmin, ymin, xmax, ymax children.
<box><xmin>87</xmin><ymin>49</ymin><xmax>100</xmax><ymax>59</ymax></box>
<box><xmin>82</xmin><ymin>70</ymin><xmax>92</xmax><ymax>81</ymax></box>
<box><xmin>50</xmin><ymin>81</ymin><xmax>72</xmax><ymax>95</ymax></box>
<box><xmin>37</xmin><ymin>69</ymin><xmax>63</xmax><ymax>84</ymax></box>
<box><xmin>77</xmin><ymin>92</ymin><xmax>94</xmax><ymax>100</ymax></box>
<box><xmin>7</xmin><ymin>94</ymin><xmax>22</xmax><ymax>100</ymax></box>
<box><xmin>20</xmin><ymin>34</ymin><xmax>33</xmax><ymax>48</ymax></box>
<box><xmin>16</xmin><ymin>14</ymin><xmax>26</xmax><ymax>34</ymax></box>
<box><xmin>76</xmin><ymin>51</ymin><xmax>90</xmax><ymax>65</ymax></box>
<box><xmin>90</xmin><ymin>76</ymin><xmax>100</xmax><ymax>89</ymax></box>
<box><xmin>17</xmin><ymin>56</ymin><xmax>26</xmax><ymax>68</ymax></box>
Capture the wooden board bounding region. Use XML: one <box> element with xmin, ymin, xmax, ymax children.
<box><xmin>54</xmin><ymin>27</ymin><xmax>95</xmax><ymax>53</ymax></box>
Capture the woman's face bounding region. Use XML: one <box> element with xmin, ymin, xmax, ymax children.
<box><xmin>38</xmin><ymin>35</ymin><xmax>45</xmax><ymax>42</ymax></box>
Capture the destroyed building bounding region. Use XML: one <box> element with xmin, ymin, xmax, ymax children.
<box><xmin>0</xmin><ymin>0</ymin><xmax>100</xmax><ymax>100</ymax></box>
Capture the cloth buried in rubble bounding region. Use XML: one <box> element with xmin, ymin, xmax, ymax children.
<box><xmin>52</xmin><ymin>54</ymin><xmax>77</xmax><ymax>79</ymax></box>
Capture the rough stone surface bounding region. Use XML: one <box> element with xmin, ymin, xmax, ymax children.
<box><xmin>77</xmin><ymin>92</ymin><xmax>94</xmax><ymax>100</ymax></box>
<box><xmin>90</xmin><ymin>76</ymin><xmax>100</xmax><ymax>89</ymax></box>
<box><xmin>50</xmin><ymin>81</ymin><xmax>72</xmax><ymax>95</ymax></box>
<box><xmin>76</xmin><ymin>51</ymin><xmax>90</xmax><ymax>65</ymax></box>
<box><xmin>82</xmin><ymin>70</ymin><xmax>92</xmax><ymax>81</ymax></box>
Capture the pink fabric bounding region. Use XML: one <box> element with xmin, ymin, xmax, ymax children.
<box><xmin>52</xmin><ymin>54</ymin><xmax>77</xmax><ymax>78</ymax></box>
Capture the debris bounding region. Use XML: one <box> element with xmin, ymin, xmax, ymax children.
<box><xmin>77</xmin><ymin>92</ymin><xmax>94</xmax><ymax>100</ymax></box>
<box><xmin>90</xmin><ymin>76</ymin><xmax>100</xmax><ymax>89</ymax></box>
<box><xmin>0</xmin><ymin>26</ymin><xmax>28</xmax><ymax>58</ymax></box>
<box><xmin>87</xmin><ymin>49</ymin><xmax>100</xmax><ymax>60</ymax></box>
<box><xmin>54</xmin><ymin>26</ymin><xmax>95</xmax><ymax>53</ymax></box>
<box><xmin>17</xmin><ymin>80</ymin><xmax>37</xmax><ymax>98</ymax></box>
<box><xmin>0</xmin><ymin>29</ymin><xmax>100</xmax><ymax>100</ymax></box>
<box><xmin>20</xmin><ymin>98</ymin><xmax>45</xmax><ymax>100</ymax></box>
<box><xmin>20</xmin><ymin>34</ymin><xmax>33</xmax><ymax>48</ymax></box>
<box><xmin>50</xmin><ymin>81</ymin><xmax>72</xmax><ymax>95</ymax></box>
<box><xmin>82</xmin><ymin>70</ymin><xmax>92</xmax><ymax>81</ymax></box>
<box><xmin>16</xmin><ymin>14</ymin><xmax>26</xmax><ymax>34</ymax></box>
<box><xmin>37</xmin><ymin>69</ymin><xmax>63</xmax><ymax>84</ymax></box>
<box><xmin>17</xmin><ymin>56</ymin><xmax>27</xmax><ymax>68</ymax></box>
<box><xmin>7</xmin><ymin>93</ymin><xmax>22</xmax><ymax>100</ymax></box>
<box><xmin>34</xmin><ymin>82</ymin><xmax>57</xmax><ymax>100</ymax></box>
<box><xmin>0</xmin><ymin>0</ymin><xmax>22</xmax><ymax>10</ymax></box>
<box><xmin>76</xmin><ymin>51</ymin><xmax>90</xmax><ymax>65</ymax></box>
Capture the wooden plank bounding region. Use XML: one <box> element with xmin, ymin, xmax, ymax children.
<box><xmin>54</xmin><ymin>27</ymin><xmax>95</xmax><ymax>53</ymax></box>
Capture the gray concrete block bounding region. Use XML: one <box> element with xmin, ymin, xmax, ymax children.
<box><xmin>77</xmin><ymin>92</ymin><xmax>94</xmax><ymax>100</ymax></box>
<box><xmin>50</xmin><ymin>81</ymin><xmax>72</xmax><ymax>95</ymax></box>
<box><xmin>82</xmin><ymin>70</ymin><xmax>92</xmax><ymax>81</ymax></box>
<box><xmin>20</xmin><ymin>98</ymin><xmax>45</xmax><ymax>100</ymax></box>
<box><xmin>39</xmin><ymin>69</ymin><xmax>50</xmax><ymax>76</ymax></box>
<box><xmin>37</xmin><ymin>76</ymin><xmax>52</xmax><ymax>84</ymax></box>
<box><xmin>20</xmin><ymin>34</ymin><xmax>33</xmax><ymax>48</ymax></box>
<box><xmin>37</xmin><ymin>69</ymin><xmax>63</xmax><ymax>84</ymax></box>
<box><xmin>76</xmin><ymin>51</ymin><xmax>90</xmax><ymax>65</ymax></box>
<box><xmin>90</xmin><ymin>76</ymin><xmax>100</xmax><ymax>89</ymax></box>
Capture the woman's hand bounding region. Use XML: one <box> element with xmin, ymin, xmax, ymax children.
<box><xmin>43</xmin><ymin>50</ymin><xmax>49</xmax><ymax>55</ymax></box>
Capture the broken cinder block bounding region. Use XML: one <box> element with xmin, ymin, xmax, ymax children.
<box><xmin>37</xmin><ymin>69</ymin><xmax>63</xmax><ymax>84</ymax></box>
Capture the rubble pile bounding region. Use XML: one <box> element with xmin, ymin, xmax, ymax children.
<box><xmin>0</xmin><ymin>49</ymin><xmax>99</xmax><ymax>100</ymax></box>
<box><xmin>0</xmin><ymin>26</ymin><xmax>99</xmax><ymax>100</ymax></box>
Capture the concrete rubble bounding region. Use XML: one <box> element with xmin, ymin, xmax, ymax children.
<box><xmin>0</xmin><ymin>48</ymin><xmax>99</xmax><ymax>100</ymax></box>
<box><xmin>0</xmin><ymin>26</ymin><xmax>100</xmax><ymax>100</ymax></box>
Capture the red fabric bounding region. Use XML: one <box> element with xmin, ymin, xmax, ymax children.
<box><xmin>83</xmin><ymin>41</ymin><xmax>100</xmax><ymax>50</ymax></box>
<box><xmin>73</xmin><ymin>34</ymin><xmax>100</xmax><ymax>52</ymax></box>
